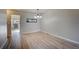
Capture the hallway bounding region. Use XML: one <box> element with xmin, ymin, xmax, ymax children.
<box><xmin>21</xmin><ymin>32</ymin><xmax>79</xmax><ymax>49</ymax></box>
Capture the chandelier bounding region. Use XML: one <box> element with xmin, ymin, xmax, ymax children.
<box><xmin>34</xmin><ymin>9</ymin><xmax>42</xmax><ymax>19</ymax></box>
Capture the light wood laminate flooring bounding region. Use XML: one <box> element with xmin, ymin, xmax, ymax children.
<box><xmin>21</xmin><ymin>32</ymin><xmax>79</xmax><ymax>49</ymax></box>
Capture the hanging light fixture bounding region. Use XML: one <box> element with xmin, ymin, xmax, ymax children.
<box><xmin>34</xmin><ymin>9</ymin><xmax>42</xmax><ymax>19</ymax></box>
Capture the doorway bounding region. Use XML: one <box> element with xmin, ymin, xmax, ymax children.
<box><xmin>11</xmin><ymin>15</ymin><xmax>21</xmax><ymax>48</ymax></box>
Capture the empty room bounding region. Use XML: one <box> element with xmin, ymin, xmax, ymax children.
<box><xmin>0</xmin><ymin>9</ymin><xmax>79</xmax><ymax>49</ymax></box>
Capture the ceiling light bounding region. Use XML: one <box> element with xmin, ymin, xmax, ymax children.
<box><xmin>34</xmin><ymin>9</ymin><xmax>42</xmax><ymax>19</ymax></box>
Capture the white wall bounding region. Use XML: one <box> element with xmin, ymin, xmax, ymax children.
<box><xmin>20</xmin><ymin>13</ymin><xmax>41</xmax><ymax>34</ymax></box>
<box><xmin>41</xmin><ymin>10</ymin><xmax>79</xmax><ymax>43</ymax></box>
<box><xmin>20</xmin><ymin>10</ymin><xmax>79</xmax><ymax>43</ymax></box>
<box><xmin>0</xmin><ymin>10</ymin><xmax>7</xmax><ymax>48</ymax></box>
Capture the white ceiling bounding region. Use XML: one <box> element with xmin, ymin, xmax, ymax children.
<box><xmin>16</xmin><ymin>9</ymin><xmax>79</xmax><ymax>14</ymax></box>
<box><xmin>0</xmin><ymin>9</ymin><xmax>79</xmax><ymax>15</ymax></box>
<box><xmin>16</xmin><ymin>9</ymin><xmax>51</xmax><ymax>14</ymax></box>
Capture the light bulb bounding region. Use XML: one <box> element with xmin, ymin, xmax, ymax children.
<box><xmin>34</xmin><ymin>16</ymin><xmax>37</xmax><ymax>18</ymax></box>
<box><xmin>37</xmin><ymin>15</ymin><xmax>39</xmax><ymax>18</ymax></box>
<box><xmin>39</xmin><ymin>16</ymin><xmax>42</xmax><ymax>18</ymax></box>
<box><xmin>34</xmin><ymin>15</ymin><xmax>42</xmax><ymax>19</ymax></box>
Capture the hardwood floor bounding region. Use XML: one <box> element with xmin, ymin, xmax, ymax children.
<box><xmin>21</xmin><ymin>32</ymin><xmax>79</xmax><ymax>49</ymax></box>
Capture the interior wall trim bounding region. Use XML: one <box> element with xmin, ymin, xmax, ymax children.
<box><xmin>42</xmin><ymin>31</ymin><xmax>79</xmax><ymax>45</ymax></box>
<box><xmin>21</xmin><ymin>30</ymin><xmax>41</xmax><ymax>34</ymax></box>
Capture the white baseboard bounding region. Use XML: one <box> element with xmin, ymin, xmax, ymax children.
<box><xmin>42</xmin><ymin>31</ymin><xmax>79</xmax><ymax>45</ymax></box>
<box><xmin>22</xmin><ymin>30</ymin><xmax>41</xmax><ymax>34</ymax></box>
